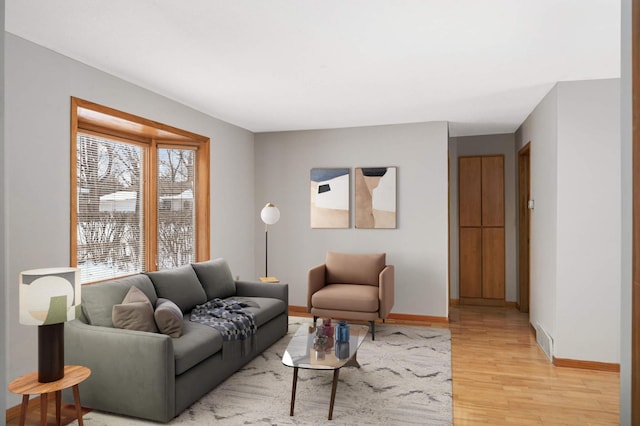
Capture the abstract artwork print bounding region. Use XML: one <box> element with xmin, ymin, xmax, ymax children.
<box><xmin>310</xmin><ymin>168</ymin><xmax>350</xmax><ymax>228</ymax></box>
<box><xmin>355</xmin><ymin>167</ymin><xmax>397</xmax><ymax>229</ymax></box>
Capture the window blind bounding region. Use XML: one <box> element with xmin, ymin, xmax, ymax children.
<box><xmin>157</xmin><ymin>147</ymin><xmax>196</xmax><ymax>270</ymax></box>
<box><xmin>76</xmin><ymin>133</ymin><xmax>145</xmax><ymax>283</ymax></box>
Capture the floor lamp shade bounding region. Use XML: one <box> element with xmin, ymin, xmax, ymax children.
<box><xmin>261</xmin><ymin>203</ymin><xmax>280</xmax><ymax>277</ymax></box>
<box><xmin>19</xmin><ymin>267</ymin><xmax>81</xmax><ymax>382</ymax></box>
<box><xmin>261</xmin><ymin>203</ymin><xmax>280</xmax><ymax>225</ymax></box>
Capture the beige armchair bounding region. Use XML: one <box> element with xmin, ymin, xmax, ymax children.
<box><xmin>307</xmin><ymin>251</ymin><xmax>394</xmax><ymax>340</ymax></box>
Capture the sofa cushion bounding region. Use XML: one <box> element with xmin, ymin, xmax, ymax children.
<box><xmin>154</xmin><ymin>298</ymin><xmax>183</xmax><ymax>337</ymax></box>
<box><xmin>311</xmin><ymin>284</ymin><xmax>379</xmax><ymax>312</ymax></box>
<box><xmin>82</xmin><ymin>274</ymin><xmax>158</xmax><ymax>327</ymax></box>
<box><xmin>325</xmin><ymin>252</ymin><xmax>386</xmax><ymax>286</ymax></box>
<box><xmin>231</xmin><ymin>297</ymin><xmax>286</xmax><ymax>327</ymax></box>
<box><xmin>191</xmin><ymin>258</ymin><xmax>236</xmax><ymax>300</ymax></box>
<box><xmin>112</xmin><ymin>286</ymin><xmax>159</xmax><ymax>333</ymax></box>
<box><xmin>172</xmin><ymin>319</ymin><xmax>224</xmax><ymax>375</ymax></box>
<box><xmin>146</xmin><ymin>265</ymin><xmax>207</xmax><ymax>313</ymax></box>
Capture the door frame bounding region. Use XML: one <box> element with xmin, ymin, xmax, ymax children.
<box><xmin>518</xmin><ymin>143</ymin><xmax>531</xmax><ymax>313</ymax></box>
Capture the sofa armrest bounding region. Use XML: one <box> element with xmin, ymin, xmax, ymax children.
<box><xmin>64</xmin><ymin>319</ymin><xmax>176</xmax><ymax>422</ymax></box>
<box><xmin>307</xmin><ymin>264</ymin><xmax>327</xmax><ymax>311</ymax></box>
<box><xmin>379</xmin><ymin>265</ymin><xmax>395</xmax><ymax>319</ymax></box>
<box><xmin>235</xmin><ymin>280</ymin><xmax>288</xmax><ymax>306</ymax></box>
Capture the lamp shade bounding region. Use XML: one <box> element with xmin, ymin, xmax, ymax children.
<box><xmin>19</xmin><ymin>267</ymin><xmax>81</xmax><ymax>326</ymax></box>
<box><xmin>260</xmin><ymin>203</ymin><xmax>281</xmax><ymax>225</ymax></box>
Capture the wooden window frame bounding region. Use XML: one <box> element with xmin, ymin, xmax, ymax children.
<box><xmin>70</xmin><ymin>97</ymin><xmax>210</xmax><ymax>280</ymax></box>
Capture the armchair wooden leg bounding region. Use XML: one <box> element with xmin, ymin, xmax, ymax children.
<box><xmin>370</xmin><ymin>321</ymin><xmax>375</xmax><ymax>341</ymax></box>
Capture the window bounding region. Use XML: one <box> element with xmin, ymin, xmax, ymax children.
<box><xmin>71</xmin><ymin>98</ymin><xmax>210</xmax><ymax>284</ymax></box>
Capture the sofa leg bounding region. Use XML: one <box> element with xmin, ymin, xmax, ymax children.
<box><xmin>313</xmin><ymin>316</ymin><xmax>318</xmax><ymax>324</ymax></box>
<box><xmin>370</xmin><ymin>321</ymin><xmax>375</xmax><ymax>341</ymax></box>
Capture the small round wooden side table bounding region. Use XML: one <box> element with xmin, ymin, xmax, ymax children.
<box><xmin>8</xmin><ymin>365</ymin><xmax>91</xmax><ymax>426</ymax></box>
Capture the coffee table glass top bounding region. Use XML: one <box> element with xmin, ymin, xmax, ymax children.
<box><xmin>282</xmin><ymin>322</ymin><xmax>369</xmax><ymax>370</ymax></box>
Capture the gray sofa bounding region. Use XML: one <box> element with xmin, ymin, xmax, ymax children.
<box><xmin>63</xmin><ymin>258</ymin><xmax>288</xmax><ymax>422</ymax></box>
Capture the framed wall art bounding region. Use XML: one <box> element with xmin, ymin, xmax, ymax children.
<box><xmin>310</xmin><ymin>168</ymin><xmax>350</xmax><ymax>228</ymax></box>
<box><xmin>355</xmin><ymin>167</ymin><xmax>397</xmax><ymax>229</ymax></box>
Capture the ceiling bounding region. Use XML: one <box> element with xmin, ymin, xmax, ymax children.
<box><xmin>6</xmin><ymin>1</ymin><xmax>620</xmax><ymax>137</ymax></box>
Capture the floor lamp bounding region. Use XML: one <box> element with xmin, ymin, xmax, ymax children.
<box><xmin>260</xmin><ymin>203</ymin><xmax>280</xmax><ymax>280</ymax></box>
<box><xmin>19</xmin><ymin>267</ymin><xmax>81</xmax><ymax>382</ymax></box>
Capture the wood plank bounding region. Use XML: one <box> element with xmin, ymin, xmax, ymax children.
<box><xmin>481</xmin><ymin>155</ymin><xmax>505</xmax><ymax>227</ymax></box>
<box><xmin>482</xmin><ymin>227</ymin><xmax>505</xmax><ymax>299</ymax></box>
<box><xmin>459</xmin><ymin>227</ymin><xmax>482</xmax><ymax>298</ymax></box>
<box><xmin>459</xmin><ymin>157</ymin><xmax>482</xmax><ymax>227</ymax></box>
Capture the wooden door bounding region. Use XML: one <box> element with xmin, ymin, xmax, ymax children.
<box><xmin>518</xmin><ymin>144</ymin><xmax>531</xmax><ymax>312</ymax></box>
<box><xmin>458</xmin><ymin>155</ymin><xmax>505</xmax><ymax>304</ymax></box>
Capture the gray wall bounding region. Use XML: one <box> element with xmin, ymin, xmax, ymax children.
<box><xmin>448</xmin><ymin>133</ymin><xmax>517</xmax><ymax>302</ymax></box>
<box><xmin>254</xmin><ymin>122</ymin><xmax>450</xmax><ymax>318</ymax></box>
<box><xmin>4</xmin><ymin>34</ymin><xmax>256</xmax><ymax>409</ymax></box>
<box><xmin>516</xmin><ymin>79</ymin><xmax>621</xmax><ymax>364</ymax></box>
<box><xmin>620</xmin><ymin>0</ymin><xmax>632</xmax><ymax>422</ymax></box>
<box><xmin>1</xmin><ymin>1</ymin><xmax>7</xmax><ymax>421</ymax></box>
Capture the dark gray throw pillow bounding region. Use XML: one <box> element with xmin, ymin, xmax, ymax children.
<box><xmin>154</xmin><ymin>298</ymin><xmax>183</xmax><ymax>338</ymax></box>
<box><xmin>191</xmin><ymin>258</ymin><xmax>236</xmax><ymax>300</ymax></box>
<box><xmin>112</xmin><ymin>286</ymin><xmax>158</xmax><ymax>333</ymax></box>
<box><xmin>146</xmin><ymin>264</ymin><xmax>207</xmax><ymax>313</ymax></box>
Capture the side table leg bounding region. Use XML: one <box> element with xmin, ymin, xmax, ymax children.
<box><xmin>290</xmin><ymin>367</ymin><xmax>298</xmax><ymax>416</ymax></box>
<box><xmin>56</xmin><ymin>390</ymin><xmax>62</xmax><ymax>426</ymax></box>
<box><xmin>18</xmin><ymin>394</ymin><xmax>28</xmax><ymax>426</ymax></box>
<box><xmin>40</xmin><ymin>393</ymin><xmax>48</xmax><ymax>426</ymax></box>
<box><xmin>72</xmin><ymin>384</ymin><xmax>84</xmax><ymax>426</ymax></box>
<box><xmin>328</xmin><ymin>369</ymin><xmax>340</xmax><ymax>420</ymax></box>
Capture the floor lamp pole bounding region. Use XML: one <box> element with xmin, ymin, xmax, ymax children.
<box><xmin>265</xmin><ymin>224</ymin><xmax>269</xmax><ymax>277</ymax></box>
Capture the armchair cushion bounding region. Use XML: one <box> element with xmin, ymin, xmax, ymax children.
<box><xmin>311</xmin><ymin>284</ymin><xmax>379</xmax><ymax>312</ymax></box>
<box><xmin>325</xmin><ymin>251</ymin><xmax>385</xmax><ymax>286</ymax></box>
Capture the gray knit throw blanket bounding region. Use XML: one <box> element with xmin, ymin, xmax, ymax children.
<box><xmin>190</xmin><ymin>298</ymin><xmax>258</xmax><ymax>357</ymax></box>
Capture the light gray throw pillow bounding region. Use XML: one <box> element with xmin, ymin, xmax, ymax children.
<box><xmin>154</xmin><ymin>298</ymin><xmax>183</xmax><ymax>337</ymax></box>
<box><xmin>112</xmin><ymin>286</ymin><xmax>158</xmax><ymax>333</ymax></box>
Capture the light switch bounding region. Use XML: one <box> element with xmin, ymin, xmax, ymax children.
<box><xmin>528</xmin><ymin>199</ymin><xmax>535</xmax><ymax>209</ymax></box>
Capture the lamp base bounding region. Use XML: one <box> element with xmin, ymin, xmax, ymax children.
<box><xmin>38</xmin><ymin>323</ymin><xmax>64</xmax><ymax>383</ymax></box>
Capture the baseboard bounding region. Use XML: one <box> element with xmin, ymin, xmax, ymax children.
<box><xmin>458</xmin><ymin>298</ymin><xmax>517</xmax><ymax>308</ymax></box>
<box><xmin>287</xmin><ymin>306</ymin><xmax>448</xmax><ymax>323</ymax></box>
<box><xmin>387</xmin><ymin>312</ymin><xmax>449</xmax><ymax>323</ymax></box>
<box><xmin>552</xmin><ymin>357</ymin><xmax>620</xmax><ymax>372</ymax></box>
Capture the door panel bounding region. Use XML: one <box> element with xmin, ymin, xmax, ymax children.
<box><xmin>482</xmin><ymin>156</ymin><xmax>505</xmax><ymax>227</ymax></box>
<box><xmin>460</xmin><ymin>227</ymin><xmax>482</xmax><ymax>298</ymax></box>
<box><xmin>482</xmin><ymin>227</ymin><xmax>505</xmax><ymax>299</ymax></box>
<box><xmin>459</xmin><ymin>157</ymin><xmax>482</xmax><ymax>227</ymax></box>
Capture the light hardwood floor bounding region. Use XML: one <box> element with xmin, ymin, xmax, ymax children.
<box><xmin>6</xmin><ymin>305</ymin><xmax>620</xmax><ymax>425</ymax></box>
<box><xmin>449</xmin><ymin>305</ymin><xmax>619</xmax><ymax>425</ymax></box>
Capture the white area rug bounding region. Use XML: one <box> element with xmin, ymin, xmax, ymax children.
<box><xmin>72</xmin><ymin>317</ymin><xmax>452</xmax><ymax>425</ymax></box>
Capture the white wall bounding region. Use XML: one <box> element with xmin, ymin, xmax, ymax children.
<box><xmin>448</xmin><ymin>134</ymin><xmax>517</xmax><ymax>302</ymax></box>
<box><xmin>516</xmin><ymin>85</ymin><xmax>559</xmax><ymax>344</ymax></box>
<box><xmin>516</xmin><ymin>79</ymin><xmax>621</xmax><ymax>364</ymax></box>
<box><xmin>4</xmin><ymin>34</ymin><xmax>256</xmax><ymax>408</ymax></box>
<box><xmin>620</xmin><ymin>0</ymin><xmax>632</xmax><ymax>422</ymax></box>
<box><xmin>254</xmin><ymin>122</ymin><xmax>450</xmax><ymax>318</ymax></box>
<box><xmin>555</xmin><ymin>79</ymin><xmax>620</xmax><ymax>363</ymax></box>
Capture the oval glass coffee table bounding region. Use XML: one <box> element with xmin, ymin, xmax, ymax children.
<box><xmin>282</xmin><ymin>322</ymin><xmax>369</xmax><ymax>420</ymax></box>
